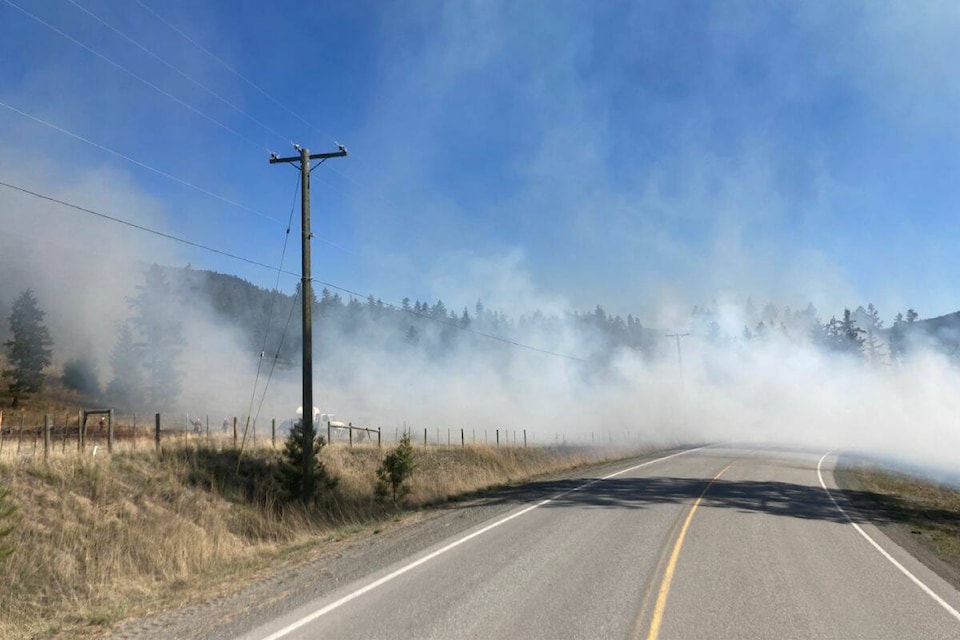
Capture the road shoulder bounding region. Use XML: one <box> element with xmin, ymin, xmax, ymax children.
<box><xmin>833</xmin><ymin>459</ymin><xmax>960</xmax><ymax>594</ymax></box>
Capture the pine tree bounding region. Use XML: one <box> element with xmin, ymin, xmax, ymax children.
<box><xmin>754</xmin><ymin>321</ymin><xmax>768</xmax><ymax>340</ymax></box>
<box><xmin>106</xmin><ymin>321</ymin><xmax>144</xmax><ymax>409</ymax></box>
<box><xmin>864</xmin><ymin>329</ymin><xmax>885</xmax><ymax>366</ymax></box>
<box><xmin>404</xmin><ymin>325</ymin><xmax>419</xmax><ymax>346</ymax></box>
<box><xmin>838</xmin><ymin>309</ymin><xmax>866</xmax><ymax>358</ymax></box>
<box><xmin>130</xmin><ymin>265</ymin><xmax>183</xmax><ymax>408</ymax></box>
<box><xmin>820</xmin><ymin>309</ymin><xmax>865</xmax><ymax>359</ymax></box>
<box><xmin>274</xmin><ymin>420</ymin><xmax>338</xmax><ymax>505</ymax></box>
<box><xmin>375</xmin><ymin>432</ymin><xmax>417</xmax><ymax>503</ymax></box>
<box><xmin>889</xmin><ymin>310</ymin><xmax>916</xmax><ymax>362</ymax></box>
<box><xmin>859</xmin><ymin>304</ymin><xmax>886</xmax><ymax>366</ymax></box>
<box><xmin>3</xmin><ymin>289</ymin><xmax>53</xmax><ymax>406</ymax></box>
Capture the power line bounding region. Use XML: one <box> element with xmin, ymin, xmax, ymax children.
<box><xmin>131</xmin><ymin>0</ymin><xmax>465</xmax><ymax>262</ymax></box>
<box><xmin>0</xmin><ymin>179</ymin><xmax>298</xmax><ymax>277</ymax></box>
<box><xmin>129</xmin><ymin>0</ymin><xmax>405</xmax><ymax>214</ymax></box>
<box><xmin>134</xmin><ymin>0</ymin><xmax>341</xmax><ymax>149</ymax></box>
<box><xmin>2</xmin><ymin>0</ymin><xmax>270</xmax><ymax>154</ymax></box>
<box><xmin>0</xmin><ymin>100</ymin><xmax>285</xmax><ymax>225</ymax></box>
<box><xmin>4</xmin><ymin>3</ymin><xmax>365</xmax><ymax>256</ymax></box>
<box><xmin>64</xmin><ymin>0</ymin><xmax>291</xmax><ymax>149</ymax></box>
<box><xmin>0</xmin><ymin>100</ymin><xmax>358</xmax><ymax>252</ymax></box>
<box><xmin>252</xmin><ymin>287</ymin><xmax>302</xmax><ymax>426</ymax></box>
<box><xmin>0</xmin><ymin>180</ymin><xmax>585</xmax><ymax>362</ymax></box>
<box><xmin>245</xmin><ymin>172</ymin><xmax>300</xmax><ymax>432</ymax></box>
<box><xmin>48</xmin><ymin>0</ymin><xmax>483</xmax><ymax>279</ymax></box>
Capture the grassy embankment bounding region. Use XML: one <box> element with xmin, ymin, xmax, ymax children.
<box><xmin>0</xmin><ymin>434</ymin><xmax>647</xmax><ymax>639</ymax></box>
<box><xmin>835</xmin><ymin>461</ymin><xmax>960</xmax><ymax>589</ymax></box>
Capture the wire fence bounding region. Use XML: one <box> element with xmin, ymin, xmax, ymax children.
<box><xmin>0</xmin><ymin>409</ymin><xmax>646</xmax><ymax>462</ymax></box>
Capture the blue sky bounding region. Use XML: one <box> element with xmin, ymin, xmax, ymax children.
<box><xmin>2</xmin><ymin>0</ymin><xmax>959</xmax><ymax>325</ymax></box>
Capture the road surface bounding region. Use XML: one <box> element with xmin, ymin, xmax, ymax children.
<box><xmin>134</xmin><ymin>445</ymin><xmax>960</xmax><ymax>639</ymax></box>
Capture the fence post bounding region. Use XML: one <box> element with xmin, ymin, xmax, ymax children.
<box><xmin>107</xmin><ymin>409</ymin><xmax>114</xmax><ymax>454</ymax></box>
<box><xmin>77</xmin><ymin>410</ymin><xmax>83</xmax><ymax>450</ymax></box>
<box><xmin>349</xmin><ymin>423</ymin><xmax>353</xmax><ymax>448</ymax></box>
<box><xmin>461</xmin><ymin>428</ymin><xmax>464</xmax><ymax>447</ymax></box>
<box><xmin>233</xmin><ymin>417</ymin><xmax>237</xmax><ymax>449</ymax></box>
<box><xmin>496</xmin><ymin>429</ymin><xmax>499</xmax><ymax>447</ymax></box>
<box><xmin>206</xmin><ymin>415</ymin><xmax>210</xmax><ymax>438</ymax></box>
<box><xmin>424</xmin><ymin>428</ymin><xmax>427</xmax><ymax>447</ymax></box>
<box><xmin>377</xmin><ymin>427</ymin><xmax>381</xmax><ymax>448</ymax></box>
<box><xmin>524</xmin><ymin>429</ymin><xmax>527</xmax><ymax>448</ymax></box>
<box><xmin>447</xmin><ymin>428</ymin><xmax>450</xmax><ymax>446</ymax></box>
<box><xmin>272</xmin><ymin>418</ymin><xmax>276</xmax><ymax>448</ymax></box>
<box><xmin>155</xmin><ymin>413</ymin><xmax>161</xmax><ymax>457</ymax></box>
<box><xmin>43</xmin><ymin>414</ymin><xmax>50</xmax><ymax>462</ymax></box>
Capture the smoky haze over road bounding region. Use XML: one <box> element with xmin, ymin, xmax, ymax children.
<box><xmin>195</xmin><ymin>445</ymin><xmax>960</xmax><ymax>640</ymax></box>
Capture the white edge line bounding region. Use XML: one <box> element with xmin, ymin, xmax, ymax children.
<box><xmin>257</xmin><ymin>445</ymin><xmax>712</xmax><ymax>640</ymax></box>
<box><xmin>816</xmin><ymin>451</ymin><xmax>960</xmax><ymax>623</ymax></box>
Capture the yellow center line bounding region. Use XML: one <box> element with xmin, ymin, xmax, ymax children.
<box><xmin>645</xmin><ymin>463</ymin><xmax>732</xmax><ymax>640</ymax></box>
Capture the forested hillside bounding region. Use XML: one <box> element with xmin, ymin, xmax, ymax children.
<box><xmin>5</xmin><ymin>262</ymin><xmax>958</xmax><ymax>415</ymax></box>
<box><xmin>175</xmin><ymin>265</ymin><xmax>662</xmax><ymax>370</ymax></box>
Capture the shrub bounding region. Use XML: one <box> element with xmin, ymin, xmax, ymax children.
<box><xmin>375</xmin><ymin>433</ymin><xmax>417</xmax><ymax>504</ymax></box>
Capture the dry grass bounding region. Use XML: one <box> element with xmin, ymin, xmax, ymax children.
<box><xmin>836</xmin><ymin>463</ymin><xmax>960</xmax><ymax>561</ymax></box>
<box><xmin>0</xmin><ymin>436</ymin><xmax>645</xmax><ymax>638</ymax></box>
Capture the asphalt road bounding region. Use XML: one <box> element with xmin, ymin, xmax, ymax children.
<box><xmin>227</xmin><ymin>445</ymin><xmax>960</xmax><ymax>639</ymax></box>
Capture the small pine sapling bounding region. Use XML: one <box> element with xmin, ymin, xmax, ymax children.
<box><xmin>274</xmin><ymin>420</ymin><xmax>338</xmax><ymax>506</ymax></box>
<box><xmin>375</xmin><ymin>432</ymin><xmax>417</xmax><ymax>504</ymax></box>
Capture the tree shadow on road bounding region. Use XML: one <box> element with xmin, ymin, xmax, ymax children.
<box><xmin>454</xmin><ymin>475</ymin><xmax>959</xmax><ymax>527</ymax></box>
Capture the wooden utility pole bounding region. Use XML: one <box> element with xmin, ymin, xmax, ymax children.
<box><xmin>665</xmin><ymin>331</ymin><xmax>690</xmax><ymax>387</ymax></box>
<box><xmin>270</xmin><ymin>144</ymin><xmax>347</xmax><ymax>502</ymax></box>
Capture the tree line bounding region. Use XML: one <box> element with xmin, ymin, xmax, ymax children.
<box><xmin>1</xmin><ymin>264</ymin><xmax>183</xmax><ymax>410</ymax></box>
<box><xmin>2</xmin><ymin>265</ymin><xmax>956</xmax><ymax>410</ymax></box>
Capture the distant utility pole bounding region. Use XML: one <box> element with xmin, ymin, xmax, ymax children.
<box><xmin>665</xmin><ymin>331</ymin><xmax>690</xmax><ymax>385</ymax></box>
<box><xmin>270</xmin><ymin>143</ymin><xmax>346</xmax><ymax>502</ymax></box>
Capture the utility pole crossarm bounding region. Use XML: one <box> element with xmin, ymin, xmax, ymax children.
<box><xmin>269</xmin><ymin>146</ymin><xmax>347</xmax><ymax>164</ymax></box>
